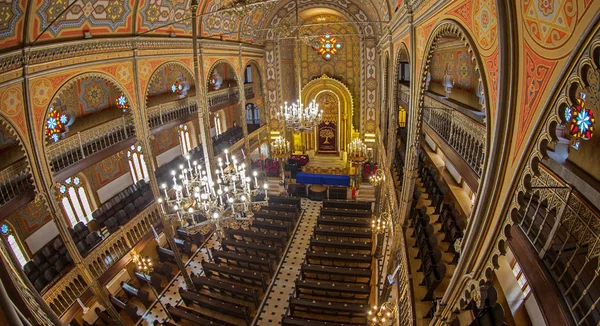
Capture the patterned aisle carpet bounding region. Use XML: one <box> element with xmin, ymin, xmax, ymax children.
<box><xmin>254</xmin><ymin>199</ymin><xmax>322</xmax><ymax>326</ymax></box>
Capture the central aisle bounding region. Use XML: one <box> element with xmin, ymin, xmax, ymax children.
<box><xmin>255</xmin><ymin>199</ymin><xmax>322</xmax><ymax>325</ymax></box>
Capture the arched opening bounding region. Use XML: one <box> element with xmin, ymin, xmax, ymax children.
<box><xmin>207</xmin><ymin>61</ymin><xmax>243</xmax><ymax>155</ymax></box>
<box><xmin>44</xmin><ymin>74</ymin><xmax>136</xmax><ymax>180</ymax></box>
<box><xmin>244</xmin><ymin>62</ymin><xmax>265</xmax><ymax>133</ymax></box>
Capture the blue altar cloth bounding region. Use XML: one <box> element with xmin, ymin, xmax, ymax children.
<box><xmin>295</xmin><ymin>172</ymin><xmax>350</xmax><ymax>186</ymax></box>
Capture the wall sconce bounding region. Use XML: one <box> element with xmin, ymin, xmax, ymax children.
<box><xmin>398</xmin><ymin>106</ymin><xmax>407</xmax><ymax>128</ymax></box>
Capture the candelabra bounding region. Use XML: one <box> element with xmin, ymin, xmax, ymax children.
<box><xmin>347</xmin><ymin>138</ymin><xmax>368</xmax><ymax>164</ymax></box>
<box><xmin>133</xmin><ymin>254</ymin><xmax>154</xmax><ymax>274</ymax></box>
<box><xmin>369</xmin><ymin>169</ymin><xmax>384</xmax><ymax>186</ymax></box>
<box><xmin>279</xmin><ymin>99</ymin><xmax>323</xmax><ymax>132</ymax></box>
<box><xmin>371</xmin><ymin>212</ymin><xmax>390</xmax><ymax>235</ymax></box>
<box><xmin>157</xmin><ymin>149</ymin><xmax>267</xmax><ymax>238</ymax></box>
<box><xmin>271</xmin><ymin>136</ymin><xmax>291</xmax><ymax>183</ymax></box>
<box><xmin>367</xmin><ymin>301</ymin><xmax>398</xmax><ymax>325</ymax></box>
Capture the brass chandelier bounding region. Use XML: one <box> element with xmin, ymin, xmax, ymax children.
<box><xmin>279</xmin><ymin>99</ymin><xmax>323</xmax><ymax>132</ymax></box>
<box><xmin>347</xmin><ymin>138</ymin><xmax>368</xmax><ymax>164</ymax></box>
<box><xmin>271</xmin><ymin>136</ymin><xmax>291</xmax><ymax>159</ymax></box>
<box><xmin>157</xmin><ymin>150</ymin><xmax>267</xmax><ymax>232</ymax></box>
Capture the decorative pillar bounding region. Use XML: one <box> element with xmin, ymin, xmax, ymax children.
<box><xmin>22</xmin><ymin>64</ymin><xmax>125</xmax><ymax>326</ymax></box>
<box><xmin>192</xmin><ymin>0</ymin><xmax>214</xmax><ymax>184</ymax></box>
<box><xmin>0</xmin><ymin>236</ymin><xmax>60</xmax><ymax>325</ymax></box>
<box><xmin>397</xmin><ymin>13</ymin><xmax>419</xmax><ymax>227</ymax></box>
<box><xmin>238</xmin><ymin>45</ymin><xmax>251</xmax><ymax>164</ymax></box>
<box><xmin>131</xmin><ymin>47</ymin><xmax>195</xmax><ymax>291</ymax></box>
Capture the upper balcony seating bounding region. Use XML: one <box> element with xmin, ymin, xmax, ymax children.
<box><xmin>88</xmin><ymin>180</ymin><xmax>154</xmax><ymax>236</ymax></box>
<box><xmin>24</xmin><ymin>236</ymin><xmax>74</xmax><ymax>293</ymax></box>
<box><xmin>0</xmin><ymin>172</ymin><xmax>33</xmax><ymax>207</ymax></box>
<box><xmin>212</xmin><ymin>126</ymin><xmax>243</xmax><ymax>155</ymax></box>
<box><xmin>154</xmin><ymin>145</ymin><xmax>204</xmax><ymax>186</ymax></box>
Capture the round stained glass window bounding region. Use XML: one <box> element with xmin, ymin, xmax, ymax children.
<box><xmin>59</xmin><ymin>185</ymin><xmax>67</xmax><ymax>194</ymax></box>
<box><xmin>65</xmin><ymin>177</ymin><xmax>72</xmax><ymax>184</ymax></box>
<box><xmin>73</xmin><ymin>177</ymin><xmax>80</xmax><ymax>185</ymax></box>
<box><xmin>1</xmin><ymin>224</ymin><xmax>9</xmax><ymax>235</ymax></box>
<box><xmin>569</xmin><ymin>104</ymin><xmax>595</xmax><ymax>141</ymax></box>
<box><xmin>137</xmin><ymin>145</ymin><xmax>142</xmax><ymax>152</ymax></box>
<box><xmin>564</xmin><ymin>106</ymin><xmax>572</xmax><ymax>122</ymax></box>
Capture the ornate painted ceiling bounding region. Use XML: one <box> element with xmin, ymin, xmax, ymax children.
<box><xmin>0</xmin><ymin>0</ymin><xmax>391</xmax><ymax>51</ymax></box>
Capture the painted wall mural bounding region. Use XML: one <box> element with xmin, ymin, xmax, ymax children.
<box><xmin>152</xmin><ymin>127</ymin><xmax>180</xmax><ymax>155</ymax></box>
<box><xmin>7</xmin><ymin>199</ymin><xmax>52</xmax><ymax>238</ymax></box>
<box><xmin>82</xmin><ymin>151</ymin><xmax>128</xmax><ymax>189</ymax></box>
<box><xmin>148</xmin><ymin>64</ymin><xmax>194</xmax><ymax>96</ymax></box>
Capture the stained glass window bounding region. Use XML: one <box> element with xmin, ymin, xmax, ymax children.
<box><xmin>45</xmin><ymin>108</ymin><xmax>67</xmax><ymax>142</ymax></box>
<box><xmin>312</xmin><ymin>32</ymin><xmax>342</xmax><ymax>61</ymax></box>
<box><xmin>568</xmin><ymin>96</ymin><xmax>595</xmax><ymax>149</ymax></box>
<box><xmin>58</xmin><ymin>175</ymin><xmax>93</xmax><ymax>226</ymax></box>
<box><xmin>116</xmin><ymin>95</ymin><xmax>129</xmax><ymax>112</ymax></box>
<box><xmin>178</xmin><ymin>124</ymin><xmax>193</xmax><ymax>155</ymax></box>
<box><xmin>2</xmin><ymin>224</ymin><xmax>28</xmax><ymax>267</ymax></box>
<box><xmin>128</xmin><ymin>145</ymin><xmax>149</xmax><ymax>183</ymax></box>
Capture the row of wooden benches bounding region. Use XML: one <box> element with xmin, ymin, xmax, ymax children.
<box><xmin>282</xmin><ymin>200</ymin><xmax>375</xmax><ymax>326</ymax></box>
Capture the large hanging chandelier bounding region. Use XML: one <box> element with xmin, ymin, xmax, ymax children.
<box><xmin>279</xmin><ymin>99</ymin><xmax>323</xmax><ymax>132</ymax></box>
<box><xmin>157</xmin><ymin>149</ymin><xmax>267</xmax><ymax>234</ymax></box>
<box><xmin>347</xmin><ymin>138</ymin><xmax>368</xmax><ymax>164</ymax></box>
<box><xmin>271</xmin><ymin>136</ymin><xmax>291</xmax><ymax>159</ymax></box>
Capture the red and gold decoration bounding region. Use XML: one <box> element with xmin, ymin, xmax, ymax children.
<box><xmin>568</xmin><ymin>95</ymin><xmax>595</xmax><ymax>150</ymax></box>
<box><xmin>312</xmin><ymin>32</ymin><xmax>342</xmax><ymax>61</ymax></box>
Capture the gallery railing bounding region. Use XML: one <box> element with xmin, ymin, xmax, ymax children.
<box><xmin>422</xmin><ymin>104</ymin><xmax>485</xmax><ymax>176</ymax></box>
<box><xmin>47</xmin><ymin>117</ymin><xmax>135</xmax><ymax>173</ymax></box>
<box><xmin>0</xmin><ymin>159</ymin><xmax>33</xmax><ymax>207</ymax></box>
<box><xmin>512</xmin><ymin>164</ymin><xmax>600</xmax><ymax>325</ymax></box>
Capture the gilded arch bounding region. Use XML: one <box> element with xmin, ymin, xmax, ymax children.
<box><xmin>144</xmin><ymin>61</ymin><xmax>196</xmax><ymax>106</ymax></box>
<box><xmin>300</xmin><ymin>74</ymin><xmax>355</xmax><ymax>154</ymax></box>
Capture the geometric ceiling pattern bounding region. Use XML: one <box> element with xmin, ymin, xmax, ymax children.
<box><xmin>0</xmin><ymin>0</ymin><xmax>389</xmax><ymax>52</ymax></box>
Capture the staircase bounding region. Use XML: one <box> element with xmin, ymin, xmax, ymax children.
<box><xmin>355</xmin><ymin>184</ymin><xmax>375</xmax><ymax>202</ymax></box>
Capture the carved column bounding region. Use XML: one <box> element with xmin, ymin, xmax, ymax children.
<box><xmin>192</xmin><ymin>0</ymin><xmax>214</xmax><ymax>184</ymax></box>
<box><xmin>22</xmin><ymin>62</ymin><xmax>125</xmax><ymax>325</ymax></box>
<box><xmin>131</xmin><ymin>47</ymin><xmax>195</xmax><ymax>291</ymax></box>
<box><xmin>0</xmin><ymin>236</ymin><xmax>60</xmax><ymax>325</ymax></box>
<box><xmin>397</xmin><ymin>13</ymin><xmax>420</xmax><ymax>227</ymax></box>
<box><xmin>238</xmin><ymin>45</ymin><xmax>251</xmax><ymax>163</ymax></box>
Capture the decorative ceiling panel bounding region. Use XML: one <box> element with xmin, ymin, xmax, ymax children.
<box><xmin>0</xmin><ymin>0</ymin><xmax>26</xmax><ymax>49</ymax></box>
<box><xmin>29</xmin><ymin>0</ymin><xmax>135</xmax><ymax>42</ymax></box>
<box><xmin>201</xmin><ymin>0</ymin><xmax>240</xmax><ymax>40</ymax></box>
<box><xmin>137</xmin><ymin>0</ymin><xmax>193</xmax><ymax>36</ymax></box>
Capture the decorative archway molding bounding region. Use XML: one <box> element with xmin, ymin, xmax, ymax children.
<box><xmin>300</xmin><ymin>74</ymin><xmax>355</xmax><ymax>154</ymax></box>
<box><xmin>143</xmin><ymin>60</ymin><xmax>196</xmax><ymax>108</ymax></box>
<box><xmin>206</xmin><ymin>59</ymin><xmax>241</xmax><ymax>89</ymax></box>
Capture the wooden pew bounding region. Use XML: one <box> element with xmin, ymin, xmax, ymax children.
<box><xmin>121</xmin><ymin>282</ymin><xmax>151</xmax><ymax>307</ymax></box>
<box><xmin>254</xmin><ymin>210</ymin><xmax>297</xmax><ymax>226</ymax></box>
<box><xmin>282</xmin><ymin>315</ymin><xmax>364</xmax><ymax>326</ymax></box>
<box><xmin>156</xmin><ymin>246</ymin><xmax>176</xmax><ymax>263</ymax></box>
<box><xmin>94</xmin><ymin>307</ymin><xmax>114</xmax><ymax>324</ymax></box>
<box><xmin>313</xmin><ymin>226</ymin><xmax>372</xmax><ymax>241</ymax></box>
<box><xmin>177</xmin><ymin>227</ymin><xmax>207</xmax><ymax>246</ymax></box>
<box><xmin>317</xmin><ymin>216</ymin><xmax>371</xmax><ymax>228</ymax></box>
<box><xmin>226</xmin><ymin>229</ymin><xmax>286</xmax><ymax>247</ymax></box>
<box><xmin>268</xmin><ymin>195</ymin><xmax>302</xmax><ymax>209</ymax></box>
<box><xmin>174</xmin><ymin>238</ymin><xmax>193</xmax><ymax>255</ymax></box>
<box><xmin>153</xmin><ymin>262</ymin><xmax>174</xmax><ymax>278</ymax></box>
<box><xmin>134</xmin><ymin>271</ymin><xmax>165</xmax><ymax>293</ymax></box>
<box><xmin>250</xmin><ymin>219</ymin><xmax>290</xmax><ymax>236</ymax></box>
<box><xmin>323</xmin><ymin>199</ymin><xmax>371</xmax><ymax>211</ymax></box>
<box><xmin>167</xmin><ymin>304</ymin><xmax>228</xmax><ymax>326</ymax></box>
<box><xmin>265</xmin><ymin>203</ymin><xmax>299</xmax><ymax>214</ymax></box>
<box><xmin>191</xmin><ymin>273</ymin><xmax>261</xmax><ymax>307</ymax></box>
<box><xmin>320</xmin><ymin>207</ymin><xmax>372</xmax><ymax>217</ymax></box>
<box><xmin>305</xmin><ymin>251</ymin><xmax>371</xmax><ymax>268</ymax></box>
<box><xmin>202</xmin><ymin>260</ymin><xmax>267</xmax><ymax>291</ymax></box>
<box><xmin>109</xmin><ymin>295</ymin><xmax>139</xmax><ymax>321</ymax></box>
<box><xmin>310</xmin><ymin>238</ymin><xmax>372</xmax><ymax>255</ymax></box>
<box><xmin>222</xmin><ymin>238</ymin><xmax>281</xmax><ymax>259</ymax></box>
<box><xmin>300</xmin><ymin>264</ymin><xmax>371</xmax><ymax>284</ymax></box>
<box><xmin>288</xmin><ymin>297</ymin><xmax>368</xmax><ymax>321</ymax></box>
<box><xmin>211</xmin><ymin>250</ymin><xmax>274</xmax><ymax>276</ymax></box>
<box><xmin>180</xmin><ymin>288</ymin><xmax>252</xmax><ymax>325</ymax></box>
<box><xmin>294</xmin><ymin>280</ymin><xmax>370</xmax><ymax>303</ymax></box>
